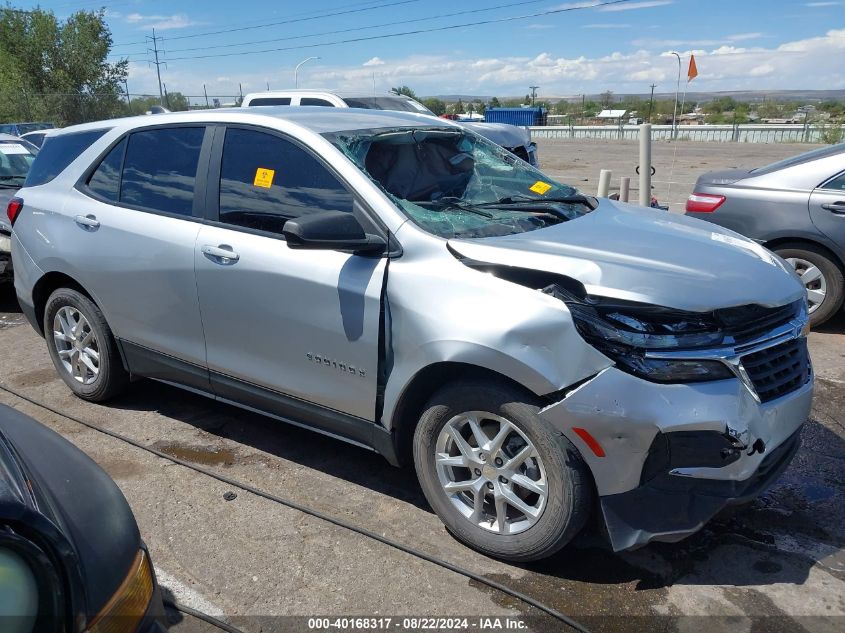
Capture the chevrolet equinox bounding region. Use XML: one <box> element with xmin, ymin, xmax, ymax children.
<box><xmin>9</xmin><ymin>108</ymin><xmax>813</xmax><ymax>561</ymax></box>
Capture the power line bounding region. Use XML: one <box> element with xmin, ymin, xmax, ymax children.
<box><xmin>154</xmin><ymin>0</ymin><xmax>421</xmax><ymax>43</ymax></box>
<box><xmin>164</xmin><ymin>0</ymin><xmax>635</xmax><ymax>62</ymax></box>
<box><xmin>162</xmin><ymin>0</ymin><xmax>551</xmax><ymax>55</ymax></box>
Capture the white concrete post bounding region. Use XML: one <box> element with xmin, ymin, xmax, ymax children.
<box><xmin>620</xmin><ymin>177</ymin><xmax>630</xmax><ymax>203</ymax></box>
<box><xmin>597</xmin><ymin>169</ymin><xmax>612</xmax><ymax>198</ymax></box>
<box><xmin>639</xmin><ymin>124</ymin><xmax>652</xmax><ymax>207</ymax></box>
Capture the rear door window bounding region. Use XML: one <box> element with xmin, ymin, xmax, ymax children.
<box><xmin>821</xmin><ymin>172</ymin><xmax>845</xmax><ymax>191</ymax></box>
<box><xmin>299</xmin><ymin>98</ymin><xmax>334</xmax><ymax>107</ymax></box>
<box><xmin>87</xmin><ymin>138</ymin><xmax>127</xmax><ymax>202</ymax></box>
<box><xmin>217</xmin><ymin>127</ymin><xmax>353</xmax><ymax>235</ymax></box>
<box><xmin>120</xmin><ymin>127</ymin><xmax>205</xmax><ymax>216</ymax></box>
<box><xmin>247</xmin><ymin>97</ymin><xmax>291</xmax><ymax>106</ymax></box>
<box><xmin>25</xmin><ymin>129</ymin><xmax>108</xmax><ymax>186</ymax></box>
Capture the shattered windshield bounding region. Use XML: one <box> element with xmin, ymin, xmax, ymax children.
<box><xmin>325</xmin><ymin>127</ymin><xmax>591</xmax><ymax>239</ymax></box>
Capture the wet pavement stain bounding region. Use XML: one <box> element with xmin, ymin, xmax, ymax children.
<box><xmin>152</xmin><ymin>441</ymin><xmax>237</xmax><ymax>466</ymax></box>
<box><xmin>12</xmin><ymin>367</ymin><xmax>59</xmax><ymax>388</ymax></box>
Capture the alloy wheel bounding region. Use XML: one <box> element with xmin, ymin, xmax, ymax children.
<box><xmin>52</xmin><ymin>306</ymin><xmax>100</xmax><ymax>384</ymax></box>
<box><xmin>785</xmin><ymin>257</ymin><xmax>827</xmax><ymax>314</ymax></box>
<box><xmin>435</xmin><ymin>411</ymin><xmax>547</xmax><ymax>535</ymax></box>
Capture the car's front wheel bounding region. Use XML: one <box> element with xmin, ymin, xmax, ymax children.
<box><xmin>775</xmin><ymin>244</ymin><xmax>844</xmax><ymax>327</ymax></box>
<box><xmin>44</xmin><ymin>288</ymin><xmax>129</xmax><ymax>402</ymax></box>
<box><xmin>413</xmin><ymin>380</ymin><xmax>592</xmax><ymax>562</ymax></box>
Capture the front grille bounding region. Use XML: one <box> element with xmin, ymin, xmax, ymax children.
<box><xmin>717</xmin><ymin>301</ymin><xmax>801</xmax><ymax>345</ymax></box>
<box><xmin>741</xmin><ymin>337</ymin><xmax>810</xmax><ymax>403</ymax></box>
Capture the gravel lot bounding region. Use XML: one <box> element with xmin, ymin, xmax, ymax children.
<box><xmin>0</xmin><ymin>139</ymin><xmax>843</xmax><ymax>632</ymax></box>
<box><xmin>535</xmin><ymin>138</ymin><xmax>824</xmax><ymax>211</ymax></box>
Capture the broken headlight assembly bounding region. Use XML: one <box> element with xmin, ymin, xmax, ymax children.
<box><xmin>555</xmin><ymin>291</ymin><xmax>735</xmax><ymax>383</ymax></box>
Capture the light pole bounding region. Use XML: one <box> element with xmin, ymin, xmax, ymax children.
<box><xmin>670</xmin><ymin>51</ymin><xmax>681</xmax><ymax>138</ymax></box>
<box><xmin>529</xmin><ymin>85</ymin><xmax>539</xmax><ymax>106</ymax></box>
<box><xmin>294</xmin><ymin>56</ymin><xmax>320</xmax><ymax>88</ymax></box>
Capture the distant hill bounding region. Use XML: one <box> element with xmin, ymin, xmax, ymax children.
<box><xmin>429</xmin><ymin>89</ymin><xmax>845</xmax><ymax>104</ymax></box>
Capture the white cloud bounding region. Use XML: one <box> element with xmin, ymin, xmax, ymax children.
<box><xmin>805</xmin><ymin>2</ymin><xmax>840</xmax><ymax>6</ymax></box>
<box><xmin>727</xmin><ymin>32</ymin><xmax>763</xmax><ymax>41</ymax></box>
<box><xmin>583</xmin><ymin>23</ymin><xmax>632</xmax><ymax>28</ymax></box>
<box><xmin>126</xmin><ymin>13</ymin><xmax>200</xmax><ymax>31</ymax></box>
<box><xmin>525</xmin><ymin>23</ymin><xmax>556</xmax><ymax>29</ymax></box>
<box><xmin>363</xmin><ymin>57</ymin><xmax>385</xmax><ymax>66</ymax></box>
<box><xmin>126</xmin><ymin>29</ymin><xmax>845</xmax><ymax>99</ymax></box>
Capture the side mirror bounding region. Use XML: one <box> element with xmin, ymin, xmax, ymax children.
<box><xmin>283</xmin><ymin>211</ymin><xmax>386</xmax><ymax>254</ymax></box>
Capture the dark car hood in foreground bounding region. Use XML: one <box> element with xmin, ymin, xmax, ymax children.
<box><xmin>0</xmin><ymin>403</ymin><xmax>140</xmax><ymax>618</ymax></box>
<box><xmin>449</xmin><ymin>199</ymin><xmax>804</xmax><ymax>312</ymax></box>
<box><xmin>460</xmin><ymin>122</ymin><xmax>531</xmax><ymax>149</ymax></box>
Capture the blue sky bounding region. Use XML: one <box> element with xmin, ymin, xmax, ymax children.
<box><xmin>23</xmin><ymin>0</ymin><xmax>845</xmax><ymax>100</ymax></box>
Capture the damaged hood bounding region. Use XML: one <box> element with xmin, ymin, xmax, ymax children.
<box><xmin>448</xmin><ymin>199</ymin><xmax>804</xmax><ymax>312</ymax></box>
<box><xmin>459</xmin><ymin>122</ymin><xmax>531</xmax><ymax>149</ymax></box>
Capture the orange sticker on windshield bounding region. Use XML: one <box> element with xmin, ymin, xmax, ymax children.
<box><xmin>529</xmin><ymin>180</ymin><xmax>552</xmax><ymax>195</ymax></box>
<box><xmin>254</xmin><ymin>168</ymin><xmax>275</xmax><ymax>188</ymax></box>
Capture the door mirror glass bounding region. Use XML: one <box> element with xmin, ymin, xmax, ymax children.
<box><xmin>283</xmin><ymin>211</ymin><xmax>386</xmax><ymax>253</ymax></box>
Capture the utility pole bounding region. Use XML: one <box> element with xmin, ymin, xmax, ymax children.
<box><xmin>147</xmin><ymin>28</ymin><xmax>165</xmax><ymax>106</ymax></box>
<box><xmin>647</xmin><ymin>83</ymin><xmax>656</xmax><ymax>123</ymax></box>
<box><xmin>529</xmin><ymin>85</ymin><xmax>539</xmax><ymax>107</ymax></box>
<box><xmin>163</xmin><ymin>83</ymin><xmax>171</xmax><ymax>110</ymax></box>
<box><xmin>203</xmin><ymin>84</ymin><xmax>210</xmax><ymax>109</ymax></box>
<box><xmin>124</xmin><ymin>79</ymin><xmax>131</xmax><ymax>108</ymax></box>
<box><xmin>581</xmin><ymin>93</ymin><xmax>586</xmax><ymax>125</ymax></box>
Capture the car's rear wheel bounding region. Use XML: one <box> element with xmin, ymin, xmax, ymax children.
<box><xmin>44</xmin><ymin>288</ymin><xmax>128</xmax><ymax>401</ymax></box>
<box><xmin>413</xmin><ymin>380</ymin><xmax>592</xmax><ymax>562</ymax></box>
<box><xmin>775</xmin><ymin>244</ymin><xmax>844</xmax><ymax>327</ymax></box>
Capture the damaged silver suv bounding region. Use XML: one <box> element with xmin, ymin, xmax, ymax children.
<box><xmin>10</xmin><ymin>108</ymin><xmax>812</xmax><ymax>561</ymax></box>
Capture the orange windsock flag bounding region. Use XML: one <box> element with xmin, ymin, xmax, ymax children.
<box><xmin>688</xmin><ymin>55</ymin><xmax>698</xmax><ymax>82</ymax></box>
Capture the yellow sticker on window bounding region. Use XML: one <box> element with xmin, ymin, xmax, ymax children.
<box><xmin>254</xmin><ymin>168</ymin><xmax>275</xmax><ymax>188</ymax></box>
<box><xmin>529</xmin><ymin>180</ymin><xmax>552</xmax><ymax>195</ymax></box>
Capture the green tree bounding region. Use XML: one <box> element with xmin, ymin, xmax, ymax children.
<box><xmin>421</xmin><ymin>97</ymin><xmax>446</xmax><ymax>116</ymax></box>
<box><xmin>390</xmin><ymin>85</ymin><xmax>417</xmax><ymax>99</ymax></box>
<box><xmin>489</xmin><ymin>96</ymin><xmax>501</xmax><ymax>108</ymax></box>
<box><xmin>453</xmin><ymin>99</ymin><xmax>464</xmax><ymax>115</ymax></box>
<box><xmin>0</xmin><ymin>7</ymin><xmax>128</xmax><ymax>125</ymax></box>
<box><xmin>600</xmin><ymin>90</ymin><xmax>614</xmax><ymax>108</ymax></box>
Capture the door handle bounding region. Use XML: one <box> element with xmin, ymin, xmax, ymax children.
<box><xmin>201</xmin><ymin>244</ymin><xmax>240</xmax><ymax>263</ymax></box>
<box><xmin>821</xmin><ymin>201</ymin><xmax>845</xmax><ymax>214</ymax></box>
<box><xmin>74</xmin><ymin>214</ymin><xmax>100</xmax><ymax>230</ymax></box>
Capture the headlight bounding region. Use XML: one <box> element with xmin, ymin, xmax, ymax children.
<box><xmin>87</xmin><ymin>550</ymin><xmax>154</xmax><ymax>633</ymax></box>
<box><xmin>565</xmin><ymin>300</ymin><xmax>734</xmax><ymax>383</ymax></box>
<box><xmin>0</xmin><ymin>548</ymin><xmax>39</xmax><ymax>633</ymax></box>
<box><xmin>0</xmin><ymin>528</ymin><xmax>64</xmax><ymax>633</ymax></box>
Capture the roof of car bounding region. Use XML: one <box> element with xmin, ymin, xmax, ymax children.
<box><xmin>245</xmin><ymin>90</ymin><xmax>415</xmax><ymax>99</ymax></box>
<box><xmin>50</xmin><ymin>107</ymin><xmax>456</xmax><ymax>137</ymax></box>
<box><xmin>0</xmin><ymin>133</ymin><xmax>21</xmax><ymax>142</ymax></box>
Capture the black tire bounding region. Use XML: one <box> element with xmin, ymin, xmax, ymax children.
<box><xmin>43</xmin><ymin>288</ymin><xmax>128</xmax><ymax>402</ymax></box>
<box><xmin>413</xmin><ymin>380</ymin><xmax>593</xmax><ymax>562</ymax></box>
<box><xmin>774</xmin><ymin>244</ymin><xmax>844</xmax><ymax>327</ymax></box>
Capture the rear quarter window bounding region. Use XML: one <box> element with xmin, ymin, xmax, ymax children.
<box><xmin>24</xmin><ymin>129</ymin><xmax>108</xmax><ymax>187</ymax></box>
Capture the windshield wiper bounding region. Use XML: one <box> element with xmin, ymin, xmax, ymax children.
<box><xmin>417</xmin><ymin>197</ymin><xmax>494</xmax><ymax>218</ymax></box>
<box><xmin>476</xmin><ymin>194</ymin><xmax>596</xmax><ymax>208</ymax></box>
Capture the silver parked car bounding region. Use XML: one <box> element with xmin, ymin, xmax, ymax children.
<box><xmin>686</xmin><ymin>143</ymin><xmax>845</xmax><ymax>326</ymax></box>
<box><xmin>0</xmin><ymin>133</ymin><xmax>38</xmax><ymax>284</ymax></box>
<box><xmin>10</xmin><ymin>109</ymin><xmax>812</xmax><ymax>561</ymax></box>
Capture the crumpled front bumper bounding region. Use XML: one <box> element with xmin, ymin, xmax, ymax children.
<box><xmin>538</xmin><ymin>365</ymin><xmax>812</xmax><ymax>551</ymax></box>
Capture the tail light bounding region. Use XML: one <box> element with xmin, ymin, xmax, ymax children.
<box><xmin>686</xmin><ymin>193</ymin><xmax>726</xmax><ymax>213</ymax></box>
<box><xmin>6</xmin><ymin>197</ymin><xmax>23</xmax><ymax>226</ymax></box>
